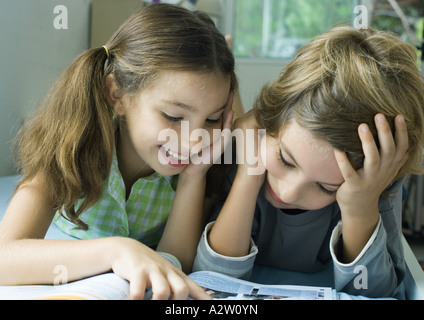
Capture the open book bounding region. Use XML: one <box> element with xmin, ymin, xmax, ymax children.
<box><xmin>0</xmin><ymin>271</ymin><xmax>335</xmax><ymax>300</ymax></box>
<box><xmin>189</xmin><ymin>271</ymin><xmax>334</xmax><ymax>300</ymax></box>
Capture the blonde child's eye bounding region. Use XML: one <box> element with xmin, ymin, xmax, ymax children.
<box><xmin>277</xmin><ymin>150</ymin><xmax>337</xmax><ymax>196</ymax></box>
<box><xmin>276</xmin><ymin>150</ymin><xmax>295</xmax><ymax>168</ymax></box>
<box><xmin>317</xmin><ymin>184</ymin><xmax>337</xmax><ymax>196</ymax></box>
<box><xmin>205</xmin><ymin>118</ymin><xmax>221</xmax><ymax>125</ymax></box>
<box><xmin>162</xmin><ymin>112</ymin><xmax>183</xmax><ymax>122</ymax></box>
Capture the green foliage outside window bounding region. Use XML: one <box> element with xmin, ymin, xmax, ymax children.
<box><xmin>233</xmin><ymin>0</ymin><xmax>423</xmax><ymax>61</ymax></box>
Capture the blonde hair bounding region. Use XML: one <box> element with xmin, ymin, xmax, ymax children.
<box><xmin>255</xmin><ymin>26</ymin><xmax>424</xmax><ymax>178</ymax></box>
<box><xmin>14</xmin><ymin>4</ymin><xmax>236</xmax><ymax>229</ymax></box>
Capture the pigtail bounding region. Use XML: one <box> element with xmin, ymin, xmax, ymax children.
<box><xmin>15</xmin><ymin>47</ymin><xmax>114</xmax><ymax>229</ymax></box>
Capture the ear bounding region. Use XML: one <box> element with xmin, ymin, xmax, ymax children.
<box><xmin>104</xmin><ymin>74</ymin><xmax>125</xmax><ymax>115</ymax></box>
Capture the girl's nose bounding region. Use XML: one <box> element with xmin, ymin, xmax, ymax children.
<box><xmin>277</xmin><ymin>177</ymin><xmax>304</xmax><ymax>204</ymax></box>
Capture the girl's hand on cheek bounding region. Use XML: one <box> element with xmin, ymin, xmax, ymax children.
<box><xmin>182</xmin><ymin>92</ymin><xmax>235</xmax><ymax>178</ymax></box>
<box><xmin>334</xmin><ymin>114</ymin><xmax>408</xmax><ymax>219</ymax></box>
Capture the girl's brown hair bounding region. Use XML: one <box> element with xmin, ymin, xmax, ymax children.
<box><xmin>14</xmin><ymin>4</ymin><xmax>236</xmax><ymax>229</ymax></box>
<box><xmin>255</xmin><ymin>26</ymin><xmax>424</xmax><ymax>178</ymax></box>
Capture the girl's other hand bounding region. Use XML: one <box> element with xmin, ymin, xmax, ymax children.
<box><xmin>233</xmin><ymin>110</ymin><xmax>267</xmax><ymax>181</ymax></box>
<box><xmin>183</xmin><ymin>91</ymin><xmax>235</xmax><ymax>177</ymax></box>
<box><xmin>109</xmin><ymin>237</ymin><xmax>211</xmax><ymax>300</ymax></box>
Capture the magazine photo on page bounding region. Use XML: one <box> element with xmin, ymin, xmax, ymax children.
<box><xmin>188</xmin><ymin>271</ymin><xmax>335</xmax><ymax>300</ymax></box>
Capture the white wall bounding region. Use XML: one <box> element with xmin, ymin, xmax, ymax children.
<box><xmin>235</xmin><ymin>58</ymin><xmax>287</xmax><ymax>111</ymax></box>
<box><xmin>0</xmin><ymin>0</ymin><xmax>91</xmax><ymax>176</ymax></box>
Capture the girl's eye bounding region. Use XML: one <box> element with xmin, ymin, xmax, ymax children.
<box><xmin>162</xmin><ymin>113</ymin><xmax>183</xmax><ymax>122</ymax></box>
<box><xmin>277</xmin><ymin>151</ymin><xmax>295</xmax><ymax>168</ymax></box>
<box><xmin>317</xmin><ymin>184</ymin><xmax>337</xmax><ymax>196</ymax></box>
<box><xmin>205</xmin><ymin>118</ymin><xmax>221</xmax><ymax>125</ymax></box>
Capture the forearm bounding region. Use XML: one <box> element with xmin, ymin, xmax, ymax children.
<box><xmin>208</xmin><ymin>173</ymin><xmax>263</xmax><ymax>257</ymax></box>
<box><xmin>332</xmin><ymin>215</ymin><xmax>404</xmax><ymax>298</ymax></box>
<box><xmin>0</xmin><ymin>237</ymin><xmax>117</xmax><ymax>286</ymax></box>
<box><xmin>157</xmin><ymin>174</ymin><xmax>206</xmax><ymax>273</ymax></box>
<box><xmin>340</xmin><ymin>205</ymin><xmax>380</xmax><ymax>263</ymax></box>
<box><xmin>334</xmin><ymin>114</ymin><xmax>409</xmax><ymax>265</ymax></box>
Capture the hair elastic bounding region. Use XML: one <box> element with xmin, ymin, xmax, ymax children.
<box><xmin>102</xmin><ymin>45</ymin><xmax>110</xmax><ymax>60</ymax></box>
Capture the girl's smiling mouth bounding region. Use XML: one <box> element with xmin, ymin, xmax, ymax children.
<box><xmin>158</xmin><ymin>145</ymin><xmax>190</xmax><ymax>168</ymax></box>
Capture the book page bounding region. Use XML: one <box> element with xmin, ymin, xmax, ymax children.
<box><xmin>189</xmin><ymin>271</ymin><xmax>334</xmax><ymax>300</ymax></box>
<box><xmin>0</xmin><ymin>273</ymin><xmax>129</xmax><ymax>300</ymax></box>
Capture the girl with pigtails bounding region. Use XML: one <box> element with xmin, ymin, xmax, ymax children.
<box><xmin>0</xmin><ymin>4</ymin><xmax>238</xmax><ymax>300</ymax></box>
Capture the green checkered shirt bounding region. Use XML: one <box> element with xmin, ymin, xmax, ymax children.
<box><xmin>54</xmin><ymin>151</ymin><xmax>178</xmax><ymax>247</ymax></box>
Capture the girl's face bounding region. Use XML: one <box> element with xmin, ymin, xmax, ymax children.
<box><xmin>263</xmin><ymin>120</ymin><xmax>344</xmax><ymax>211</ymax></box>
<box><xmin>118</xmin><ymin>70</ymin><xmax>231</xmax><ymax>178</ymax></box>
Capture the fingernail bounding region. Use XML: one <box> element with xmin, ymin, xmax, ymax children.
<box><xmin>360</xmin><ymin>124</ymin><xmax>369</xmax><ymax>133</ymax></box>
<box><xmin>376</xmin><ymin>114</ymin><xmax>385</xmax><ymax>122</ymax></box>
<box><xmin>397</xmin><ymin>115</ymin><xmax>405</xmax><ymax>124</ymax></box>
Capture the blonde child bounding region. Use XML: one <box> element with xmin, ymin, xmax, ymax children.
<box><xmin>194</xmin><ymin>26</ymin><xmax>424</xmax><ymax>299</ymax></box>
<box><xmin>0</xmin><ymin>4</ymin><xmax>238</xmax><ymax>300</ymax></box>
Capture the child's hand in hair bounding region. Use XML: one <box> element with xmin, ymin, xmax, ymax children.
<box><xmin>334</xmin><ymin>114</ymin><xmax>408</xmax><ymax>217</ymax></box>
<box><xmin>333</xmin><ymin>114</ymin><xmax>408</xmax><ymax>262</ymax></box>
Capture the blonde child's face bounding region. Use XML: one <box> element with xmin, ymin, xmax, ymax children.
<box><xmin>120</xmin><ymin>70</ymin><xmax>231</xmax><ymax>177</ymax></box>
<box><xmin>263</xmin><ymin>120</ymin><xmax>344</xmax><ymax>211</ymax></box>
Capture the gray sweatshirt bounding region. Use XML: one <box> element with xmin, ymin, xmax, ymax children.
<box><xmin>193</xmin><ymin>167</ymin><xmax>406</xmax><ymax>299</ymax></box>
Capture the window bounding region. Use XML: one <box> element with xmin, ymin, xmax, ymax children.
<box><xmin>368</xmin><ymin>0</ymin><xmax>423</xmax><ymax>67</ymax></box>
<box><xmin>370</xmin><ymin>0</ymin><xmax>423</xmax><ymax>45</ymax></box>
<box><xmin>193</xmin><ymin>0</ymin><xmax>423</xmax><ymax>109</ymax></box>
<box><xmin>227</xmin><ymin>0</ymin><xmax>423</xmax><ymax>61</ymax></box>
<box><xmin>232</xmin><ymin>0</ymin><xmax>355</xmax><ymax>59</ymax></box>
